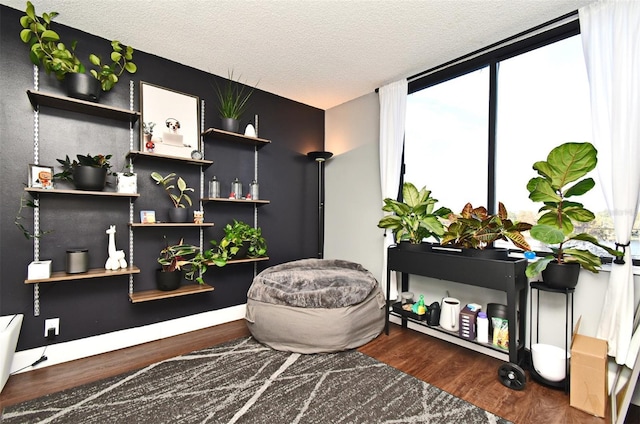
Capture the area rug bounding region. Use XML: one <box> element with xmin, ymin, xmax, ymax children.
<box><xmin>1</xmin><ymin>337</ymin><xmax>511</xmax><ymax>423</ymax></box>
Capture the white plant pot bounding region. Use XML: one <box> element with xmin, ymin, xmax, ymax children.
<box><xmin>116</xmin><ymin>173</ymin><xmax>137</xmax><ymax>194</ymax></box>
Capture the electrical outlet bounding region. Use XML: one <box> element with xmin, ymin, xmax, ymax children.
<box><xmin>44</xmin><ymin>318</ymin><xmax>60</xmax><ymax>337</ymax></box>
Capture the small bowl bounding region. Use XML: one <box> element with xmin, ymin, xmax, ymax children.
<box><xmin>531</xmin><ymin>343</ymin><xmax>570</xmax><ymax>382</ymax></box>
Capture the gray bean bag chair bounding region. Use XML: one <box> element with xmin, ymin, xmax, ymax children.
<box><xmin>245</xmin><ymin>258</ymin><xmax>385</xmax><ymax>353</ymax></box>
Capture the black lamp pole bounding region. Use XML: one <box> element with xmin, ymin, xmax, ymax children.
<box><xmin>307</xmin><ymin>151</ymin><xmax>333</xmax><ymax>258</ymax></box>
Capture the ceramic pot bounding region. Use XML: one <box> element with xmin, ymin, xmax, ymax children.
<box><xmin>156</xmin><ymin>269</ymin><xmax>181</xmax><ymax>291</ymax></box>
<box><xmin>73</xmin><ymin>166</ymin><xmax>107</xmax><ymax>191</ymax></box>
<box><xmin>233</xmin><ymin>241</ymin><xmax>250</xmax><ymax>259</ymax></box>
<box><xmin>168</xmin><ymin>207</ymin><xmax>189</xmax><ymax>223</ymax></box>
<box><xmin>221</xmin><ymin>117</ymin><xmax>240</xmax><ymax>133</ymax></box>
<box><xmin>542</xmin><ymin>261</ymin><xmax>580</xmax><ymax>289</ymax></box>
<box><xmin>65</xmin><ymin>73</ymin><xmax>101</xmax><ymax>102</ymax></box>
<box><xmin>116</xmin><ymin>173</ymin><xmax>137</xmax><ymax>194</ymax></box>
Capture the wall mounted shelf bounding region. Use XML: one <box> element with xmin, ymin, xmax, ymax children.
<box><xmin>129</xmin><ymin>223</ymin><xmax>214</xmax><ymax>227</ymax></box>
<box><xmin>27</xmin><ymin>90</ymin><xmax>140</xmax><ymax>123</ymax></box>
<box><xmin>25</xmin><ymin>266</ymin><xmax>141</xmax><ymax>284</ymax></box>
<box><xmin>202</xmin><ymin>197</ymin><xmax>270</xmax><ymax>205</ymax></box>
<box><xmin>220</xmin><ymin>257</ymin><xmax>270</xmax><ymax>265</ymax></box>
<box><xmin>202</xmin><ymin>128</ymin><xmax>271</xmax><ymax>149</ymax></box>
<box><xmin>25</xmin><ymin>187</ymin><xmax>140</xmax><ymax>198</ymax></box>
<box><xmin>129</xmin><ymin>283</ymin><xmax>214</xmax><ymax>303</ymax></box>
<box><xmin>126</xmin><ymin>150</ymin><xmax>213</xmax><ymax>167</ymax></box>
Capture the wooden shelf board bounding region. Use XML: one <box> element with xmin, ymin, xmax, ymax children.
<box><xmin>27</xmin><ymin>90</ymin><xmax>140</xmax><ymax>123</ymax></box>
<box><xmin>201</xmin><ymin>197</ymin><xmax>270</xmax><ymax>205</ymax></box>
<box><xmin>129</xmin><ymin>222</ymin><xmax>214</xmax><ymax>227</ymax></box>
<box><xmin>208</xmin><ymin>256</ymin><xmax>269</xmax><ymax>265</ymax></box>
<box><xmin>25</xmin><ymin>187</ymin><xmax>140</xmax><ymax>198</ymax></box>
<box><xmin>202</xmin><ymin>128</ymin><xmax>271</xmax><ymax>148</ymax></box>
<box><xmin>129</xmin><ymin>283</ymin><xmax>214</xmax><ymax>303</ymax></box>
<box><xmin>25</xmin><ymin>266</ymin><xmax>141</xmax><ymax>284</ymax></box>
<box><xmin>127</xmin><ymin>150</ymin><xmax>213</xmax><ymax>167</ymax></box>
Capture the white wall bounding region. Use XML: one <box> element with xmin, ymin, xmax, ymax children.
<box><xmin>324</xmin><ymin>91</ymin><xmax>640</xmax><ymax>402</ymax></box>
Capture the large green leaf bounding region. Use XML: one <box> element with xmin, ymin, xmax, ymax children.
<box><xmin>530</xmin><ymin>224</ymin><xmax>565</xmax><ymax>244</ymax></box>
<box><xmin>563</xmin><ymin>206</ymin><xmax>595</xmax><ymax>223</ymax></box>
<box><xmin>564</xmin><ymin>178</ymin><xmax>595</xmax><ymax>198</ymax></box>
<box><xmin>534</xmin><ymin>142</ymin><xmax>597</xmax><ymax>190</ymax></box>
<box><xmin>402</xmin><ymin>182</ymin><xmax>421</xmax><ymax>208</ymax></box>
<box><xmin>525</xmin><ymin>256</ymin><xmax>554</xmax><ymax>278</ymax></box>
<box><xmin>527</xmin><ymin>177</ymin><xmax>561</xmax><ymax>203</ymax></box>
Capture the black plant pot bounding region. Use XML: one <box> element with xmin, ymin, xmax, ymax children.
<box><xmin>65</xmin><ymin>73</ymin><xmax>101</xmax><ymax>102</ymax></box>
<box><xmin>462</xmin><ymin>247</ymin><xmax>509</xmax><ymax>260</ymax></box>
<box><xmin>73</xmin><ymin>166</ymin><xmax>107</xmax><ymax>191</ymax></box>
<box><xmin>541</xmin><ymin>261</ymin><xmax>580</xmax><ymax>289</ymax></box>
<box><xmin>233</xmin><ymin>241</ymin><xmax>250</xmax><ymax>259</ymax></box>
<box><xmin>156</xmin><ymin>269</ymin><xmax>182</xmax><ymax>291</ymax></box>
<box><xmin>221</xmin><ymin>117</ymin><xmax>240</xmax><ymax>133</ymax></box>
<box><xmin>397</xmin><ymin>241</ymin><xmax>432</xmax><ymax>252</ymax></box>
<box><xmin>168</xmin><ymin>208</ymin><xmax>189</xmax><ymax>223</ymax></box>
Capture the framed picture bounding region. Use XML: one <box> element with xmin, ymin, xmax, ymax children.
<box><xmin>140</xmin><ymin>82</ymin><xmax>201</xmax><ymax>159</ymax></box>
<box><xmin>28</xmin><ymin>164</ymin><xmax>54</xmax><ymax>189</ymax></box>
<box><xmin>140</xmin><ymin>210</ymin><xmax>156</xmax><ymax>224</ymax></box>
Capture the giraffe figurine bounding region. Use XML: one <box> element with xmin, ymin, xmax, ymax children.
<box><xmin>105</xmin><ymin>225</ymin><xmax>127</xmax><ymax>270</ymax></box>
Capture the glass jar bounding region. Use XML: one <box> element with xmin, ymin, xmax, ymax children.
<box><xmin>400</xmin><ymin>291</ymin><xmax>414</xmax><ymax>305</ymax></box>
<box><xmin>231</xmin><ymin>178</ymin><xmax>242</xmax><ymax>199</ymax></box>
<box><xmin>208</xmin><ymin>176</ymin><xmax>220</xmax><ymax>198</ymax></box>
<box><xmin>249</xmin><ymin>179</ymin><xmax>259</xmax><ymax>200</ymax></box>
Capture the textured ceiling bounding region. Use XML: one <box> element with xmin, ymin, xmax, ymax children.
<box><xmin>2</xmin><ymin>0</ymin><xmax>594</xmax><ymax>110</ymax></box>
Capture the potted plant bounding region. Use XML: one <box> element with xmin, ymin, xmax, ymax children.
<box><xmin>157</xmin><ymin>237</ymin><xmax>208</xmax><ymax>290</ymax></box>
<box><xmin>213</xmin><ymin>70</ymin><xmax>257</xmax><ymax>133</ymax></box>
<box><xmin>55</xmin><ymin>153</ymin><xmax>113</xmax><ymax>191</ymax></box>
<box><xmin>441</xmin><ymin>202</ymin><xmax>532</xmax><ymax>258</ymax></box>
<box><xmin>206</xmin><ymin>220</ymin><xmax>267</xmax><ymax>267</ymax></box>
<box><xmin>150</xmin><ymin>172</ymin><xmax>194</xmax><ymax>222</ymax></box>
<box><xmin>114</xmin><ymin>163</ymin><xmax>137</xmax><ymax>194</ymax></box>
<box><xmin>524</xmin><ymin>142</ymin><xmax>621</xmax><ymax>288</ymax></box>
<box><xmin>377</xmin><ymin>182</ymin><xmax>451</xmax><ymax>248</ymax></box>
<box><xmin>19</xmin><ymin>1</ymin><xmax>137</xmax><ymax>102</ymax></box>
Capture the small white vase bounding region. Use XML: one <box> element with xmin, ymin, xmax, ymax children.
<box><xmin>116</xmin><ymin>173</ymin><xmax>137</xmax><ymax>194</ymax></box>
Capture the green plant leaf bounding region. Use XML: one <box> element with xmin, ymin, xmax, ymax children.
<box><xmin>26</xmin><ymin>1</ymin><xmax>35</xmax><ymax>19</ymax></box>
<box><xmin>525</xmin><ymin>256</ymin><xmax>554</xmax><ymax>278</ymax></box>
<box><xmin>20</xmin><ymin>28</ymin><xmax>32</xmax><ymax>43</ymax></box>
<box><xmin>535</xmin><ymin>142</ymin><xmax>597</xmax><ymax>190</ymax></box>
<box><xmin>125</xmin><ymin>62</ymin><xmax>137</xmax><ymax>73</ymax></box>
<box><xmin>110</xmin><ymin>51</ymin><xmax>121</xmax><ymax>62</ymax></box>
<box><xmin>41</xmin><ymin>29</ymin><xmax>60</xmax><ymax>42</ymax></box>
<box><xmin>527</xmin><ymin>177</ymin><xmax>561</xmax><ymax>203</ymax></box>
<box><xmin>564</xmin><ymin>178</ymin><xmax>595</xmax><ymax>198</ymax></box>
<box><xmin>530</xmin><ymin>224</ymin><xmax>565</xmax><ymax>245</ymax></box>
<box><xmin>89</xmin><ymin>54</ymin><xmax>100</xmax><ymax>66</ymax></box>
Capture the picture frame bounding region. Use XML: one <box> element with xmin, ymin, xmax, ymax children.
<box><xmin>28</xmin><ymin>164</ymin><xmax>54</xmax><ymax>189</ymax></box>
<box><xmin>140</xmin><ymin>210</ymin><xmax>156</xmax><ymax>224</ymax></box>
<box><xmin>140</xmin><ymin>82</ymin><xmax>201</xmax><ymax>160</ymax></box>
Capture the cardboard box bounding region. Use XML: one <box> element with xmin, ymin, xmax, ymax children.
<box><xmin>570</xmin><ymin>317</ymin><xmax>608</xmax><ymax>417</ymax></box>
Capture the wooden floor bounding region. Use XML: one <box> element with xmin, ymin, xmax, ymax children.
<box><xmin>1</xmin><ymin>320</ymin><xmax>637</xmax><ymax>423</ymax></box>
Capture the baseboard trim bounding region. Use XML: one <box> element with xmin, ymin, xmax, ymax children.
<box><xmin>11</xmin><ymin>304</ymin><xmax>246</xmax><ymax>374</ymax></box>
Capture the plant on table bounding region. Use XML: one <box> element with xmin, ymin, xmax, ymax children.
<box><xmin>524</xmin><ymin>142</ymin><xmax>621</xmax><ymax>279</ymax></box>
<box><xmin>54</xmin><ymin>153</ymin><xmax>113</xmax><ymax>182</ymax></box>
<box><xmin>377</xmin><ymin>182</ymin><xmax>451</xmax><ymax>244</ymax></box>
<box><xmin>213</xmin><ymin>69</ymin><xmax>258</xmax><ymax>125</ymax></box>
<box><xmin>158</xmin><ymin>237</ymin><xmax>209</xmax><ymax>284</ymax></box>
<box><xmin>441</xmin><ymin>202</ymin><xmax>532</xmax><ymax>251</ymax></box>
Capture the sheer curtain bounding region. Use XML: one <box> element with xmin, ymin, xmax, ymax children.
<box><xmin>379</xmin><ymin>79</ymin><xmax>408</xmax><ymax>300</ymax></box>
<box><xmin>580</xmin><ymin>0</ymin><xmax>640</xmax><ymax>364</ymax></box>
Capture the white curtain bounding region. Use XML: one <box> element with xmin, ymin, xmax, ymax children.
<box><xmin>379</xmin><ymin>79</ymin><xmax>408</xmax><ymax>300</ymax></box>
<box><xmin>580</xmin><ymin>0</ymin><xmax>640</xmax><ymax>364</ymax></box>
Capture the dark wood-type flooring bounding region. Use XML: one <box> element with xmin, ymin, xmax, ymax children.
<box><xmin>1</xmin><ymin>320</ymin><xmax>638</xmax><ymax>423</ymax></box>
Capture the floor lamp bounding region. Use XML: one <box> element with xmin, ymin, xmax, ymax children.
<box><xmin>307</xmin><ymin>151</ymin><xmax>333</xmax><ymax>259</ymax></box>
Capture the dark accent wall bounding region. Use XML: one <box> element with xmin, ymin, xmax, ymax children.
<box><xmin>0</xmin><ymin>5</ymin><xmax>324</xmax><ymax>351</ymax></box>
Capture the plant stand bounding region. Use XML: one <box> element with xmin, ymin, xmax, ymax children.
<box><xmin>529</xmin><ymin>281</ymin><xmax>574</xmax><ymax>393</ymax></box>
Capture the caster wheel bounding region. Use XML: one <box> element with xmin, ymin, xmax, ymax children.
<box><xmin>498</xmin><ymin>363</ymin><xmax>526</xmax><ymax>391</ymax></box>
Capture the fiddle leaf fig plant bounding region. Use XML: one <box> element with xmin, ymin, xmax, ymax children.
<box><xmin>524</xmin><ymin>142</ymin><xmax>621</xmax><ymax>277</ymax></box>
<box><xmin>377</xmin><ymin>182</ymin><xmax>451</xmax><ymax>244</ymax></box>
<box><xmin>441</xmin><ymin>202</ymin><xmax>532</xmax><ymax>251</ymax></box>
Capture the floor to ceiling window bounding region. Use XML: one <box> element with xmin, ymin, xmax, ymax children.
<box><xmin>404</xmin><ymin>21</ymin><xmax>639</xmax><ymax>259</ymax></box>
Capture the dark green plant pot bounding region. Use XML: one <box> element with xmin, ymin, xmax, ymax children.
<box><xmin>65</xmin><ymin>73</ymin><xmax>101</xmax><ymax>102</ymax></box>
<box><xmin>156</xmin><ymin>269</ymin><xmax>181</xmax><ymax>291</ymax></box>
<box><xmin>397</xmin><ymin>241</ymin><xmax>432</xmax><ymax>252</ymax></box>
<box><xmin>168</xmin><ymin>208</ymin><xmax>189</xmax><ymax>223</ymax></box>
<box><xmin>221</xmin><ymin>117</ymin><xmax>240</xmax><ymax>133</ymax></box>
<box><xmin>73</xmin><ymin>166</ymin><xmax>107</xmax><ymax>191</ymax></box>
<box><xmin>542</xmin><ymin>261</ymin><xmax>580</xmax><ymax>289</ymax></box>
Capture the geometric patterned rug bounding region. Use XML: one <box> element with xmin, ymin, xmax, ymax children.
<box><xmin>1</xmin><ymin>337</ymin><xmax>511</xmax><ymax>423</ymax></box>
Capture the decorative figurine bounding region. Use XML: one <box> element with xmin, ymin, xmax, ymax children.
<box><xmin>105</xmin><ymin>225</ymin><xmax>127</xmax><ymax>271</ymax></box>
